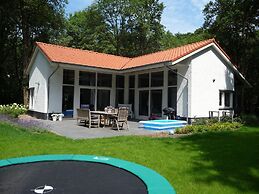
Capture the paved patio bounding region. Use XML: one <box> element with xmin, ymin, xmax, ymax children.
<box><xmin>41</xmin><ymin>119</ymin><xmax>159</xmax><ymax>139</ymax></box>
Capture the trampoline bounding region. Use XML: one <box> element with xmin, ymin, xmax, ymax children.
<box><xmin>0</xmin><ymin>155</ymin><xmax>175</xmax><ymax>194</ymax></box>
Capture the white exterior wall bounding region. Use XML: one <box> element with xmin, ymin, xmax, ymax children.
<box><xmin>190</xmin><ymin>48</ymin><xmax>234</xmax><ymax>118</ymax></box>
<box><xmin>174</xmin><ymin>61</ymin><xmax>191</xmax><ymax>118</ymax></box>
<box><xmin>48</xmin><ymin>67</ymin><xmax>63</xmax><ymax>113</ymax></box>
<box><xmin>29</xmin><ymin>51</ymin><xmax>51</xmax><ymax>113</ymax></box>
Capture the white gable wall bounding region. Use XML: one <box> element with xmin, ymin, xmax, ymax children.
<box><xmin>175</xmin><ymin>61</ymin><xmax>191</xmax><ymax>118</ymax></box>
<box><xmin>190</xmin><ymin>47</ymin><xmax>234</xmax><ymax>118</ymax></box>
<box><xmin>29</xmin><ymin>51</ymin><xmax>51</xmax><ymax>113</ymax></box>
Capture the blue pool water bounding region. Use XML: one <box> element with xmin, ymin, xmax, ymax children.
<box><xmin>139</xmin><ymin>119</ymin><xmax>187</xmax><ymax>131</ymax></box>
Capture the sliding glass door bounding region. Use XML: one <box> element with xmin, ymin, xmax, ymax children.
<box><xmin>80</xmin><ymin>88</ymin><xmax>95</xmax><ymax>108</ymax></box>
<box><xmin>97</xmin><ymin>90</ymin><xmax>110</xmax><ymax>110</ymax></box>
<box><xmin>139</xmin><ymin>90</ymin><xmax>149</xmax><ymax>116</ymax></box>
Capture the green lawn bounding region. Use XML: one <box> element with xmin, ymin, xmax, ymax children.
<box><xmin>1</xmin><ymin>122</ymin><xmax>259</xmax><ymax>194</ymax></box>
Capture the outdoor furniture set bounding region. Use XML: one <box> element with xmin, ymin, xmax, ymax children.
<box><xmin>76</xmin><ymin>106</ymin><xmax>129</xmax><ymax>130</ymax></box>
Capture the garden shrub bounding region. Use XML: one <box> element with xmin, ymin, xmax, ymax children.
<box><xmin>240</xmin><ymin>114</ymin><xmax>258</xmax><ymax>125</ymax></box>
<box><xmin>175</xmin><ymin>122</ymin><xmax>242</xmax><ymax>134</ymax></box>
<box><xmin>0</xmin><ymin>103</ymin><xmax>27</xmax><ymax>118</ymax></box>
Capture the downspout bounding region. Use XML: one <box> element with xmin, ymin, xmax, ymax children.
<box><xmin>47</xmin><ymin>63</ymin><xmax>60</xmax><ymax>120</ymax></box>
<box><xmin>164</xmin><ymin>62</ymin><xmax>189</xmax><ymax>123</ymax></box>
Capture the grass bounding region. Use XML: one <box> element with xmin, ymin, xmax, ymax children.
<box><xmin>1</xmin><ymin>122</ymin><xmax>259</xmax><ymax>194</ymax></box>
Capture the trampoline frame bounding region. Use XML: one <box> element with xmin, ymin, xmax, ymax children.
<box><xmin>0</xmin><ymin>154</ymin><xmax>175</xmax><ymax>194</ymax></box>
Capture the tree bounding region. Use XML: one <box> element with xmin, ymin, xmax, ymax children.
<box><xmin>0</xmin><ymin>0</ymin><xmax>67</xmax><ymax>104</ymax></box>
<box><xmin>61</xmin><ymin>6</ymin><xmax>115</xmax><ymax>54</ymax></box>
<box><xmin>203</xmin><ymin>0</ymin><xmax>259</xmax><ymax>114</ymax></box>
<box><xmin>62</xmin><ymin>0</ymin><xmax>165</xmax><ymax>57</ymax></box>
<box><xmin>160</xmin><ymin>28</ymin><xmax>212</xmax><ymax>50</ymax></box>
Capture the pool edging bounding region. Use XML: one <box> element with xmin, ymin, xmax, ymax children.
<box><xmin>0</xmin><ymin>154</ymin><xmax>176</xmax><ymax>194</ymax></box>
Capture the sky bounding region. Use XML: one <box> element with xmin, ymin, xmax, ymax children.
<box><xmin>65</xmin><ymin>0</ymin><xmax>211</xmax><ymax>34</ymax></box>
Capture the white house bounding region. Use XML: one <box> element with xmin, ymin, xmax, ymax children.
<box><xmin>26</xmin><ymin>39</ymin><xmax>249</xmax><ymax>121</ymax></box>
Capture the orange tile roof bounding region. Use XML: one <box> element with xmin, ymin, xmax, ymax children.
<box><xmin>36</xmin><ymin>42</ymin><xmax>131</xmax><ymax>70</ymax></box>
<box><xmin>123</xmin><ymin>38</ymin><xmax>216</xmax><ymax>69</ymax></box>
<box><xmin>36</xmin><ymin>38</ymin><xmax>218</xmax><ymax>70</ymax></box>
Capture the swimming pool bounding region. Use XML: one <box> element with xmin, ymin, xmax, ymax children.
<box><xmin>139</xmin><ymin>119</ymin><xmax>187</xmax><ymax>131</ymax></box>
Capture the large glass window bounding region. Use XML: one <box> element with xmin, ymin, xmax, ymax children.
<box><xmin>151</xmin><ymin>72</ymin><xmax>163</xmax><ymax>87</ymax></box>
<box><xmin>168</xmin><ymin>87</ymin><xmax>177</xmax><ymax>112</ymax></box>
<box><xmin>151</xmin><ymin>90</ymin><xmax>162</xmax><ymax>116</ymax></box>
<box><xmin>97</xmin><ymin>90</ymin><xmax>110</xmax><ymax>110</ymax></box>
<box><xmin>129</xmin><ymin>75</ymin><xmax>135</xmax><ymax>88</ymax></box>
<box><xmin>79</xmin><ymin>71</ymin><xmax>95</xmax><ymax>86</ymax></box>
<box><xmin>116</xmin><ymin>75</ymin><xmax>124</xmax><ymax>106</ymax></box>
<box><xmin>138</xmin><ymin>73</ymin><xmax>149</xmax><ymax>88</ymax></box>
<box><xmin>129</xmin><ymin>89</ymin><xmax>135</xmax><ymax>112</ymax></box>
<box><xmin>80</xmin><ymin>89</ymin><xmax>95</xmax><ymax>108</ymax></box>
<box><xmin>168</xmin><ymin>70</ymin><xmax>177</xmax><ymax>86</ymax></box>
<box><xmin>97</xmin><ymin>73</ymin><xmax>112</xmax><ymax>87</ymax></box>
<box><xmin>116</xmin><ymin>75</ymin><xmax>124</xmax><ymax>88</ymax></box>
<box><xmin>139</xmin><ymin>90</ymin><xmax>149</xmax><ymax>116</ymax></box>
<box><xmin>62</xmin><ymin>86</ymin><xmax>74</xmax><ymax>112</ymax></box>
<box><xmin>63</xmin><ymin>69</ymin><xmax>74</xmax><ymax>85</ymax></box>
<box><xmin>116</xmin><ymin>89</ymin><xmax>124</xmax><ymax>106</ymax></box>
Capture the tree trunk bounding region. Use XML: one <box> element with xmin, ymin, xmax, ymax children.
<box><xmin>20</xmin><ymin>0</ymin><xmax>31</xmax><ymax>106</ymax></box>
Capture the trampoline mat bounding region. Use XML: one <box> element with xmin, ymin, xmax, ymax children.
<box><xmin>0</xmin><ymin>161</ymin><xmax>148</xmax><ymax>194</ymax></box>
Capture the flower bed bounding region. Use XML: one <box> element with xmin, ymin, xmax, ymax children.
<box><xmin>0</xmin><ymin>103</ymin><xmax>27</xmax><ymax>118</ymax></box>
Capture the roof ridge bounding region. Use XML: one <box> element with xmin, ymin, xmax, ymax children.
<box><xmin>130</xmin><ymin>38</ymin><xmax>215</xmax><ymax>60</ymax></box>
<box><xmin>36</xmin><ymin>42</ymin><xmax>131</xmax><ymax>60</ymax></box>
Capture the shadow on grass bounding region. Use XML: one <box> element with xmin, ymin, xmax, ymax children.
<box><xmin>173</xmin><ymin>127</ymin><xmax>259</xmax><ymax>193</ymax></box>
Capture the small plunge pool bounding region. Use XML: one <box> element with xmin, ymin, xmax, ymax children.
<box><xmin>139</xmin><ymin>119</ymin><xmax>187</xmax><ymax>131</ymax></box>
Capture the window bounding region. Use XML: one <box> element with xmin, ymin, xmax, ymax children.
<box><xmin>151</xmin><ymin>71</ymin><xmax>163</xmax><ymax>87</ymax></box>
<box><xmin>151</xmin><ymin>90</ymin><xmax>162</xmax><ymax>116</ymax></box>
<box><xmin>63</xmin><ymin>69</ymin><xmax>74</xmax><ymax>85</ymax></box>
<box><xmin>219</xmin><ymin>90</ymin><xmax>233</xmax><ymax>108</ymax></box>
<box><xmin>168</xmin><ymin>70</ymin><xmax>177</xmax><ymax>86</ymax></box>
<box><xmin>80</xmin><ymin>89</ymin><xmax>95</xmax><ymax>108</ymax></box>
<box><xmin>79</xmin><ymin>71</ymin><xmax>95</xmax><ymax>86</ymax></box>
<box><xmin>168</xmin><ymin>87</ymin><xmax>177</xmax><ymax>112</ymax></box>
<box><xmin>116</xmin><ymin>75</ymin><xmax>124</xmax><ymax>88</ymax></box>
<box><xmin>138</xmin><ymin>73</ymin><xmax>149</xmax><ymax>88</ymax></box>
<box><xmin>62</xmin><ymin>86</ymin><xmax>74</xmax><ymax>112</ymax></box>
<box><xmin>219</xmin><ymin>91</ymin><xmax>223</xmax><ymax>106</ymax></box>
<box><xmin>129</xmin><ymin>75</ymin><xmax>135</xmax><ymax>88</ymax></box>
<box><xmin>115</xmin><ymin>75</ymin><xmax>124</xmax><ymax>106</ymax></box>
<box><xmin>97</xmin><ymin>73</ymin><xmax>112</xmax><ymax>87</ymax></box>
<box><xmin>139</xmin><ymin>90</ymin><xmax>149</xmax><ymax>116</ymax></box>
<box><xmin>29</xmin><ymin>88</ymin><xmax>34</xmax><ymax>109</ymax></box>
<box><xmin>225</xmin><ymin>92</ymin><xmax>231</xmax><ymax>107</ymax></box>
<box><xmin>116</xmin><ymin>89</ymin><xmax>124</xmax><ymax>106</ymax></box>
<box><xmin>97</xmin><ymin>90</ymin><xmax>110</xmax><ymax>110</ymax></box>
<box><xmin>129</xmin><ymin>89</ymin><xmax>135</xmax><ymax>112</ymax></box>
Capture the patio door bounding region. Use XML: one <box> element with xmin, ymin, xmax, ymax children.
<box><xmin>80</xmin><ymin>88</ymin><xmax>95</xmax><ymax>109</ymax></box>
<box><xmin>62</xmin><ymin>86</ymin><xmax>74</xmax><ymax>117</ymax></box>
<box><xmin>139</xmin><ymin>89</ymin><xmax>162</xmax><ymax>117</ymax></box>
<box><xmin>97</xmin><ymin>89</ymin><xmax>110</xmax><ymax>110</ymax></box>
<box><xmin>139</xmin><ymin>90</ymin><xmax>149</xmax><ymax>116</ymax></box>
<box><xmin>150</xmin><ymin>90</ymin><xmax>162</xmax><ymax>117</ymax></box>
